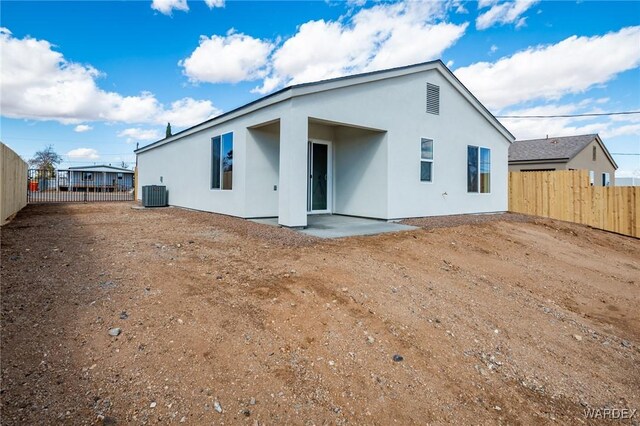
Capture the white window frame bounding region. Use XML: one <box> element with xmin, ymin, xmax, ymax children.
<box><xmin>467</xmin><ymin>145</ymin><xmax>491</xmax><ymax>194</ymax></box>
<box><xmin>602</xmin><ymin>172</ymin><xmax>610</xmax><ymax>187</ymax></box>
<box><xmin>211</xmin><ymin>132</ymin><xmax>233</xmax><ymax>191</ymax></box>
<box><xmin>420</xmin><ymin>138</ymin><xmax>434</xmax><ymax>183</ymax></box>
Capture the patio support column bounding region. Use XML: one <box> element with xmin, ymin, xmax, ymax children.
<box><xmin>278</xmin><ymin>113</ymin><xmax>308</xmax><ymax>228</ymax></box>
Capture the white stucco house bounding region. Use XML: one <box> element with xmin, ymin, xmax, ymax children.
<box><xmin>135</xmin><ymin>60</ymin><xmax>514</xmax><ymax>228</ymax></box>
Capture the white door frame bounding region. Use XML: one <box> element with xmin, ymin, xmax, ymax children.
<box><xmin>307</xmin><ymin>138</ymin><xmax>333</xmax><ymax>214</ymax></box>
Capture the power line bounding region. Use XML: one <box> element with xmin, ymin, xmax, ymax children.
<box><xmin>496</xmin><ymin>111</ymin><xmax>640</xmax><ymax>118</ymax></box>
<box><xmin>611</xmin><ymin>153</ymin><xmax>640</xmax><ymax>156</ymax></box>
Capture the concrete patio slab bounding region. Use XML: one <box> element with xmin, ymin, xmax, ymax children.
<box><xmin>251</xmin><ymin>215</ymin><xmax>417</xmax><ymax>239</ymax></box>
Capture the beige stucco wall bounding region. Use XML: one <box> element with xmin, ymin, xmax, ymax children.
<box><xmin>1</xmin><ymin>142</ymin><xmax>28</xmax><ymax>225</ymax></box>
<box><xmin>567</xmin><ymin>140</ymin><xmax>616</xmax><ymax>186</ymax></box>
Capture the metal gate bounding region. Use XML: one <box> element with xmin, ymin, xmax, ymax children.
<box><xmin>28</xmin><ymin>169</ymin><xmax>135</xmax><ymax>203</ymax></box>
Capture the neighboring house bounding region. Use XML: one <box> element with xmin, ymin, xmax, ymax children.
<box><xmin>59</xmin><ymin>165</ymin><xmax>134</xmax><ymax>192</ymax></box>
<box><xmin>135</xmin><ymin>60</ymin><xmax>514</xmax><ymax>228</ymax></box>
<box><xmin>508</xmin><ymin>134</ymin><xmax>617</xmax><ymax>186</ymax></box>
<box><xmin>615</xmin><ymin>176</ymin><xmax>640</xmax><ymax>186</ymax></box>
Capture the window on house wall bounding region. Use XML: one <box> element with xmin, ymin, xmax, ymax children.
<box><xmin>117</xmin><ymin>173</ymin><xmax>123</xmax><ymax>180</ymax></box>
<box><xmin>589</xmin><ymin>170</ymin><xmax>595</xmax><ymax>186</ymax></box>
<box><xmin>420</xmin><ymin>138</ymin><xmax>433</xmax><ymax>182</ymax></box>
<box><xmin>592</xmin><ymin>146</ymin><xmax>597</xmax><ymax>161</ymax></box>
<box><xmin>467</xmin><ymin>146</ymin><xmax>491</xmax><ymax>193</ymax></box>
<box><xmin>426</xmin><ymin>83</ymin><xmax>440</xmax><ymax>115</ymax></box>
<box><xmin>602</xmin><ymin>172</ymin><xmax>610</xmax><ymax>186</ymax></box>
<box><xmin>480</xmin><ymin>147</ymin><xmax>491</xmax><ymax>193</ymax></box>
<box><xmin>82</xmin><ymin>172</ymin><xmax>93</xmax><ymax>181</ymax></box>
<box><xmin>467</xmin><ymin>146</ymin><xmax>478</xmax><ymax>192</ymax></box>
<box><xmin>211</xmin><ymin>133</ymin><xmax>233</xmax><ymax>190</ymax></box>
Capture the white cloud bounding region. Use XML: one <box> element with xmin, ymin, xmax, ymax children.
<box><xmin>67</xmin><ymin>148</ymin><xmax>99</xmax><ymax>160</ymax></box>
<box><xmin>455</xmin><ymin>26</ymin><xmax>640</xmax><ymax>110</ymax></box>
<box><xmin>455</xmin><ymin>3</ymin><xmax>468</xmax><ymax>14</ymax></box>
<box><xmin>204</xmin><ymin>0</ymin><xmax>224</xmax><ymax>8</ymax></box>
<box><xmin>151</xmin><ymin>0</ymin><xmax>188</xmax><ymax>15</ymax></box>
<box><xmin>498</xmin><ymin>102</ymin><xmax>640</xmax><ymax>143</ymax></box>
<box><xmin>118</xmin><ymin>128</ymin><xmax>161</xmax><ymax>144</ymax></box>
<box><xmin>601</xmin><ymin>123</ymin><xmax>640</xmax><ymax>138</ymax></box>
<box><xmin>476</xmin><ymin>0</ymin><xmax>539</xmax><ymax>30</ymax></box>
<box><xmin>478</xmin><ymin>0</ymin><xmax>499</xmax><ymax>8</ymax></box>
<box><xmin>157</xmin><ymin>98</ymin><xmax>221</xmax><ymax>127</ymax></box>
<box><xmin>0</xmin><ymin>28</ymin><xmax>220</xmax><ymax>128</ymax></box>
<box><xmin>251</xmin><ymin>1</ymin><xmax>467</xmax><ymax>94</ymax></box>
<box><xmin>489</xmin><ymin>44</ymin><xmax>498</xmax><ymax>54</ymax></box>
<box><xmin>514</xmin><ymin>17</ymin><xmax>528</xmax><ymax>29</ymax></box>
<box><xmin>74</xmin><ymin>124</ymin><xmax>93</xmax><ymax>133</ymax></box>
<box><xmin>180</xmin><ymin>31</ymin><xmax>274</xmax><ymax>83</ymax></box>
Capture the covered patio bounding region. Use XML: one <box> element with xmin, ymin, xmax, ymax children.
<box><xmin>247</xmin><ymin>116</ymin><xmax>388</xmax><ymax>228</ymax></box>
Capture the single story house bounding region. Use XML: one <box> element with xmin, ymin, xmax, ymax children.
<box><xmin>615</xmin><ymin>176</ymin><xmax>640</xmax><ymax>186</ymax></box>
<box><xmin>135</xmin><ymin>60</ymin><xmax>514</xmax><ymax>228</ymax></box>
<box><xmin>508</xmin><ymin>134</ymin><xmax>617</xmax><ymax>186</ymax></box>
<box><xmin>60</xmin><ymin>165</ymin><xmax>134</xmax><ymax>192</ymax></box>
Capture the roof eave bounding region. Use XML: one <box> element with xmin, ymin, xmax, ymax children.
<box><xmin>508</xmin><ymin>158</ymin><xmax>570</xmax><ymax>164</ymax></box>
<box><xmin>594</xmin><ymin>134</ymin><xmax>619</xmax><ymax>170</ymax></box>
<box><xmin>135</xmin><ymin>59</ymin><xmax>515</xmax><ymax>154</ymax></box>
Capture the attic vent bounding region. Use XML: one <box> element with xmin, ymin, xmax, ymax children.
<box><xmin>426</xmin><ymin>83</ymin><xmax>440</xmax><ymax>115</ymax></box>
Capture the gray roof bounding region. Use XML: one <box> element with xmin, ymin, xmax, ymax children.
<box><xmin>67</xmin><ymin>165</ymin><xmax>134</xmax><ymax>173</ymax></box>
<box><xmin>509</xmin><ymin>134</ymin><xmax>598</xmax><ymax>162</ymax></box>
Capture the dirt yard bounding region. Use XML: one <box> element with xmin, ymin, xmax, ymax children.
<box><xmin>1</xmin><ymin>203</ymin><xmax>639</xmax><ymax>425</ymax></box>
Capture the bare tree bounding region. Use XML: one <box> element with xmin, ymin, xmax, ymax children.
<box><xmin>29</xmin><ymin>145</ymin><xmax>62</xmax><ymax>172</ymax></box>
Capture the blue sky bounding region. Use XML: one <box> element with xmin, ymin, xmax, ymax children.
<box><xmin>1</xmin><ymin>0</ymin><xmax>639</xmax><ymax>175</ymax></box>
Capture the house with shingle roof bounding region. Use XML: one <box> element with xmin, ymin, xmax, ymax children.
<box><xmin>508</xmin><ymin>134</ymin><xmax>617</xmax><ymax>186</ymax></box>
<box><xmin>135</xmin><ymin>61</ymin><xmax>514</xmax><ymax>227</ymax></box>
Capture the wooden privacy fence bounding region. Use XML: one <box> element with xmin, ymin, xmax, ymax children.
<box><xmin>1</xmin><ymin>143</ymin><xmax>28</xmax><ymax>225</ymax></box>
<box><xmin>509</xmin><ymin>170</ymin><xmax>639</xmax><ymax>238</ymax></box>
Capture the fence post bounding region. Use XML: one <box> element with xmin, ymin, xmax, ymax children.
<box><xmin>134</xmin><ymin>167</ymin><xmax>138</xmax><ymax>201</ymax></box>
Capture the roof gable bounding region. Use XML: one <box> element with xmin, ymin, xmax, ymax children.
<box><xmin>136</xmin><ymin>60</ymin><xmax>514</xmax><ymax>154</ymax></box>
<box><xmin>509</xmin><ymin>134</ymin><xmax>618</xmax><ymax>169</ymax></box>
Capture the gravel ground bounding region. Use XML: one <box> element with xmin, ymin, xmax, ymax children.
<box><xmin>401</xmin><ymin>212</ymin><xmax>536</xmax><ymax>229</ymax></box>
<box><xmin>1</xmin><ymin>202</ymin><xmax>639</xmax><ymax>425</ymax></box>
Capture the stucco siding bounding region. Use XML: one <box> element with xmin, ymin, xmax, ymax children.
<box><xmin>137</xmin><ymin>66</ymin><xmax>511</xmax><ymax>222</ymax></box>
<box><xmin>292</xmin><ymin>70</ymin><xmax>510</xmax><ymax>219</ymax></box>
<box><xmin>245</xmin><ymin>124</ymin><xmax>280</xmax><ymax>218</ymax></box>
<box><xmin>137</xmin><ymin>102</ymin><xmax>288</xmax><ymax>217</ymax></box>
<box><xmin>333</xmin><ymin>127</ymin><xmax>388</xmax><ymax>218</ymax></box>
<box><xmin>386</xmin><ymin>71</ymin><xmax>509</xmax><ymax>218</ymax></box>
<box><xmin>567</xmin><ymin>140</ymin><xmax>616</xmax><ymax>186</ymax></box>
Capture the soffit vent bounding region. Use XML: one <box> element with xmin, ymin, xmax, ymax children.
<box><xmin>426</xmin><ymin>83</ymin><xmax>440</xmax><ymax>115</ymax></box>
